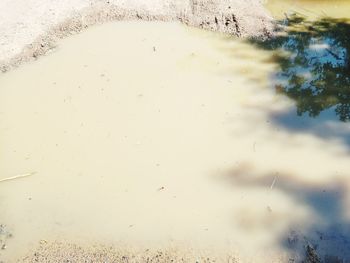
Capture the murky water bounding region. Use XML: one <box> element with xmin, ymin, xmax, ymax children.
<box><xmin>263</xmin><ymin>1</ymin><xmax>350</xmax><ymax>123</ymax></box>
<box><xmin>266</xmin><ymin>0</ymin><xmax>350</xmax><ymax>20</ymax></box>
<box><xmin>1</xmin><ymin>1</ymin><xmax>350</xmax><ymax>262</ymax></box>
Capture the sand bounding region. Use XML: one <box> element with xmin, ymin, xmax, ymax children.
<box><xmin>0</xmin><ymin>0</ymin><xmax>273</xmax><ymax>73</ymax></box>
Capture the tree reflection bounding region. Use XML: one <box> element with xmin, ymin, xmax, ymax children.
<box><xmin>251</xmin><ymin>15</ymin><xmax>350</xmax><ymax>121</ymax></box>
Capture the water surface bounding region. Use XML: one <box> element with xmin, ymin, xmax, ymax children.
<box><xmin>266</xmin><ymin>0</ymin><xmax>350</xmax><ymax>20</ymax></box>
<box><xmin>1</xmin><ymin>1</ymin><xmax>350</xmax><ymax>262</ymax></box>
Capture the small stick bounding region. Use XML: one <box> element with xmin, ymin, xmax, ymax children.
<box><xmin>270</xmin><ymin>176</ymin><xmax>277</xmax><ymax>190</ymax></box>
<box><xmin>326</xmin><ymin>48</ymin><xmax>342</xmax><ymax>61</ymax></box>
<box><xmin>0</xmin><ymin>172</ymin><xmax>35</xmax><ymax>183</ymax></box>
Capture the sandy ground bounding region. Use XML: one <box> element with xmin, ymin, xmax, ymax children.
<box><xmin>0</xmin><ymin>0</ymin><xmax>273</xmax><ymax>72</ymax></box>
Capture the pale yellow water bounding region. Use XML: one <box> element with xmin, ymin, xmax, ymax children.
<box><xmin>1</xmin><ymin>20</ymin><xmax>350</xmax><ymax>262</ymax></box>
<box><xmin>266</xmin><ymin>0</ymin><xmax>350</xmax><ymax>19</ymax></box>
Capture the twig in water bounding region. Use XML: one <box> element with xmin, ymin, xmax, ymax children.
<box><xmin>0</xmin><ymin>172</ymin><xmax>35</xmax><ymax>183</ymax></box>
<box><xmin>270</xmin><ymin>176</ymin><xmax>277</xmax><ymax>190</ymax></box>
<box><xmin>326</xmin><ymin>48</ymin><xmax>342</xmax><ymax>61</ymax></box>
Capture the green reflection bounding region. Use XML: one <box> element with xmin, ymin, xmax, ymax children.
<box><xmin>251</xmin><ymin>15</ymin><xmax>350</xmax><ymax>121</ymax></box>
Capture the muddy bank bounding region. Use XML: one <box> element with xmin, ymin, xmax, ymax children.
<box><xmin>0</xmin><ymin>0</ymin><xmax>273</xmax><ymax>72</ymax></box>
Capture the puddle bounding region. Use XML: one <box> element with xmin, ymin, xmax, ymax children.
<box><xmin>257</xmin><ymin>0</ymin><xmax>350</xmax><ymax>129</ymax></box>
<box><xmin>266</xmin><ymin>0</ymin><xmax>350</xmax><ymax>20</ymax></box>
<box><xmin>0</xmin><ymin>21</ymin><xmax>283</xmax><ymax>262</ymax></box>
<box><xmin>0</xmin><ymin>11</ymin><xmax>350</xmax><ymax>263</ymax></box>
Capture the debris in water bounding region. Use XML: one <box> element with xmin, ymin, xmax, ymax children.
<box><xmin>40</xmin><ymin>240</ymin><xmax>47</xmax><ymax>245</ymax></box>
<box><xmin>0</xmin><ymin>225</ymin><xmax>12</xmax><ymax>252</ymax></box>
<box><xmin>270</xmin><ymin>176</ymin><xmax>277</xmax><ymax>190</ymax></box>
<box><xmin>0</xmin><ymin>172</ymin><xmax>35</xmax><ymax>183</ymax></box>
